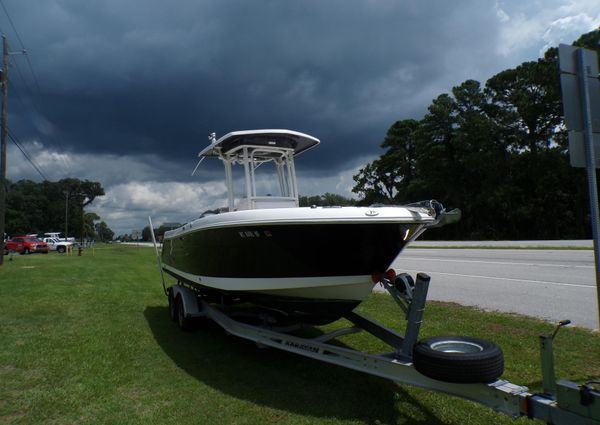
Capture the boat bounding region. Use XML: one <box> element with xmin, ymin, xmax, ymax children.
<box><xmin>161</xmin><ymin>129</ymin><xmax>458</xmax><ymax>324</ymax></box>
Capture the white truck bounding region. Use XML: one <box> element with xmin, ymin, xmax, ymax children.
<box><xmin>42</xmin><ymin>235</ymin><xmax>74</xmax><ymax>253</ymax></box>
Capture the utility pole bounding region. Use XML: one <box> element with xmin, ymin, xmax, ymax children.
<box><xmin>0</xmin><ymin>34</ymin><xmax>9</xmax><ymax>266</ymax></box>
<box><xmin>64</xmin><ymin>191</ymin><xmax>68</xmax><ymax>239</ymax></box>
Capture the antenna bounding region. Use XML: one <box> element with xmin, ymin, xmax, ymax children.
<box><xmin>191</xmin><ymin>157</ymin><xmax>205</xmax><ymax>176</ymax></box>
<box><xmin>191</xmin><ymin>133</ymin><xmax>216</xmax><ymax>176</ymax></box>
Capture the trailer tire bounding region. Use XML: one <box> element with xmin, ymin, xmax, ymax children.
<box><xmin>168</xmin><ymin>288</ymin><xmax>177</xmax><ymax>322</ymax></box>
<box><xmin>413</xmin><ymin>335</ymin><xmax>503</xmax><ymax>383</ymax></box>
<box><xmin>176</xmin><ymin>295</ymin><xmax>194</xmax><ymax>331</ymax></box>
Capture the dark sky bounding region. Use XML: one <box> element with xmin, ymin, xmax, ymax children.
<box><xmin>3</xmin><ymin>0</ymin><xmax>598</xmax><ymax>234</ymax></box>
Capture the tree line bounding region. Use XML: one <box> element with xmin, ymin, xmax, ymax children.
<box><xmin>139</xmin><ymin>224</ymin><xmax>181</xmax><ymax>242</ymax></box>
<box><xmin>352</xmin><ymin>30</ymin><xmax>599</xmax><ymax>240</ymax></box>
<box><xmin>4</xmin><ymin>178</ymin><xmax>114</xmax><ymax>242</ymax></box>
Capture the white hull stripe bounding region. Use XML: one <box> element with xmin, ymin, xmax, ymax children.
<box><xmin>162</xmin><ymin>264</ymin><xmax>374</xmax><ymax>300</ymax></box>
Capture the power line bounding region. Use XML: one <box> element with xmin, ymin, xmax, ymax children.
<box><xmin>0</xmin><ymin>1</ymin><xmax>23</xmax><ymax>48</ymax></box>
<box><xmin>7</xmin><ymin>128</ymin><xmax>49</xmax><ymax>181</ymax></box>
<box><xmin>10</xmin><ymin>56</ymin><xmax>34</xmax><ymax>99</ymax></box>
<box><xmin>7</xmin><ymin>71</ymin><xmax>71</xmax><ymax>177</ymax></box>
<box><xmin>23</xmin><ymin>54</ymin><xmax>41</xmax><ymax>94</ymax></box>
<box><xmin>4</xmin><ymin>67</ymin><xmax>70</xmax><ymax>178</ymax></box>
<box><xmin>7</xmin><ymin>79</ymin><xmax>27</xmax><ymax>111</ymax></box>
<box><xmin>0</xmin><ymin>0</ymin><xmax>41</xmax><ymax>93</ymax></box>
<box><xmin>5</xmin><ymin>55</ymin><xmax>70</xmax><ymax>177</ymax></box>
<box><xmin>0</xmin><ymin>2</ymin><xmax>71</xmax><ymax>179</ymax></box>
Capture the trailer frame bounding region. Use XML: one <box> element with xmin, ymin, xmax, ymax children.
<box><xmin>166</xmin><ymin>272</ymin><xmax>599</xmax><ymax>425</ymax></box>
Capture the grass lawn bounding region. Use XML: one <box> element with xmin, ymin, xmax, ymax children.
<box><xmin>408</xmin><ymin>245</ymin><xmax>593</xmax><ymax>250</ymax></box>
<box><xmin>1</xmin><ymin>245</ymin><xmax>599</xmax><ymax>424</ymax></box>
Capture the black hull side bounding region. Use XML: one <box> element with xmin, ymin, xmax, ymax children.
<box><xmin>162</xmin><ymin>222</ymin><xmax>419</xmax><ymax>279</ymax></box>
<box><xmin>162</xmin><ymin>222</ymin><xmax>421</xmax><ymax>324</ymax></box>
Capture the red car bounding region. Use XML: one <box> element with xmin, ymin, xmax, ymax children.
<box><xmin>4</xmin><ymin>236</ymin><xmax>49</xmax><ymax>255</ymax></box>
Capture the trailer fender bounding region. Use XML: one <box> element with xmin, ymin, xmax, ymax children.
<box><xmin>413</xmin><ymin>335</ymin><xmax>504</xmax><ymax>383</ymax></box>
<box><xmin>170</xmin><ymin>285</ymin><xmax>203</xmax><ymax>318</ymax></box>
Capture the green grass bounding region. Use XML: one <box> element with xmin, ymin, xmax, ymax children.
<box><xmin>1</xmin><ymin>246</ymin><xmax>599</xmax><ymax>424</ymax></box>
<box><xmin>408</xmin><ymin>246</ymin><xmax>592</xmax><ymax>250</ymax></box>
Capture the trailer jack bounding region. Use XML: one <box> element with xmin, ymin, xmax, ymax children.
<box><xmin>521</xmin><ymin>320</ymin><xmax>600</xmax><ymax>424</ymax></box>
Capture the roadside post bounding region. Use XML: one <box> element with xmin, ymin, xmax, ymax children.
<box><xmin>558</xmin><ymin>44</ymin><xmax>600</xmax><ymax>328</ymax></box>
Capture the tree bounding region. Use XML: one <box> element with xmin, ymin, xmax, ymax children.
<box><xmin>351</xmin><ymin>28</ymin><xmax>599</xmax><ymax>240</ymax></box>
<box><xmin>380</xmin><ymin>119</ymin><xmax>420</xmax><ymax>201</ymax></box>
<box><xmin>83</xmin><ymin>212</ymin><xmax>100</xmax><ymax>240</ymax></box>
<box><xmin>485</xmin><ymin>58</ymin><xmax>563</xmax><ymax>154</ymax></box>
<box><xmin>59</xmin><ymin>178</ymin><xmax>104</xmax><ymax>208</ymax></box>
<box><xmin>299</xmin><ymin>193</ymin><xmax>356</xmax><ymax>207</ymax></box>
<box><xmin>60</xmin><ymin>179</ymin><xmax>105</xmax><ymax>241</ymax></box>
<box><xmin>353</xmin><ymin>120</ymin><xmax>420</xmax><ymax>204</ymax></box>
<box><xmin>156</xmin><ymin>225</ymin><xmax>177</xmax><ymax>240</ymax></box>
<box><xmin>95</xmin><ymin>221</ymin><xmax>114</xmax><ymax>242</ymax></box>
<box><xmin>5</xmin><ymin>180</ymin><xmax>46</xmax><ymax>235</ymax></box>
<box><xmin>141</xmin><ymin>226</ymin><xmax>153</xmax><ymax>242</ymax></box>
<box><xmin>4</xmin><ymin>178</ymin><xmax>107</xmax><ymax>239</ymax></box>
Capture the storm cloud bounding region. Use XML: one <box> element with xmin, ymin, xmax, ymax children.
<box><xmin>3</xmin><ymin>0</ymin><xmax>598</xmax><ymax>234</ymax></box>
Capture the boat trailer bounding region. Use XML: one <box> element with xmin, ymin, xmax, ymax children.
<box><xmin>165</xmin><ymin>272</ymin><xmax>599</xmax><ymax>425</ymax></box>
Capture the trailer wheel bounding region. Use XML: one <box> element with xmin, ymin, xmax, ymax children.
<box><xmin>176</xmin><ymin>295</ymin><xmax>193</xmax><ymax>331</ymax></box>
<box><xmin>413</xmin><ymin>336</ymin><xmax>503</xmax><ymax>383</ymax></box>
<box><xmin>167</xmin><ymin>288</ymin><xmax>177</xmax><ymax>322</ymax></box>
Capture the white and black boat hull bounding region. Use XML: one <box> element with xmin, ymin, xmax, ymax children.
<box><xmin>162</xmin><ymin>209</ymin><xmax>431</xmax><ymax>324</ymax></box>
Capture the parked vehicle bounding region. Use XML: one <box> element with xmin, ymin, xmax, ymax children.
<box><xmin>41</xmin><ymin>237</ymin><xmax>73</xmax><ymax>253</ymax></box>
<box><xmin>44</xmin><ymin>232</ymin><xmax>76</xmax><ymax>243</ymax></box>
<box><xmin>4</xmin><ymin>236</ymin><xmax>49</xmax><ymax>255</ymax></box>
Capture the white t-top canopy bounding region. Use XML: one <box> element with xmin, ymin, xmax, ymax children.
<box><xmin>198</xmin><ymin>129</ymin><xmax>320</xmax><ymax>159</ymax></box>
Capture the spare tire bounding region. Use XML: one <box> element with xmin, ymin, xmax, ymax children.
<box><xmin>413</xmin><ymin>335</ymin><xmax>503</xmax><ymax>383</ymax></box>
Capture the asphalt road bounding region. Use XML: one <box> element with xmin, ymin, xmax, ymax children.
<box><xmin>379</xmin><ymin>248</ymin><xmax>599</xmax><ymax>331</ymax></box>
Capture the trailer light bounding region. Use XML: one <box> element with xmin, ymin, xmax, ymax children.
<box><xmin>371</xmin><ymin>269</ymin><xmax>397</xmax><ymax>284</ymax></box>
<box><xmin>385</xmin><ymin>269</ymin><xmax>397</xmax><ymax>280</ymax></box>
<box><xmin>519</xmin><ymin>396</ymin><xmax>532</xmax><ymax>419</ymax></box>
